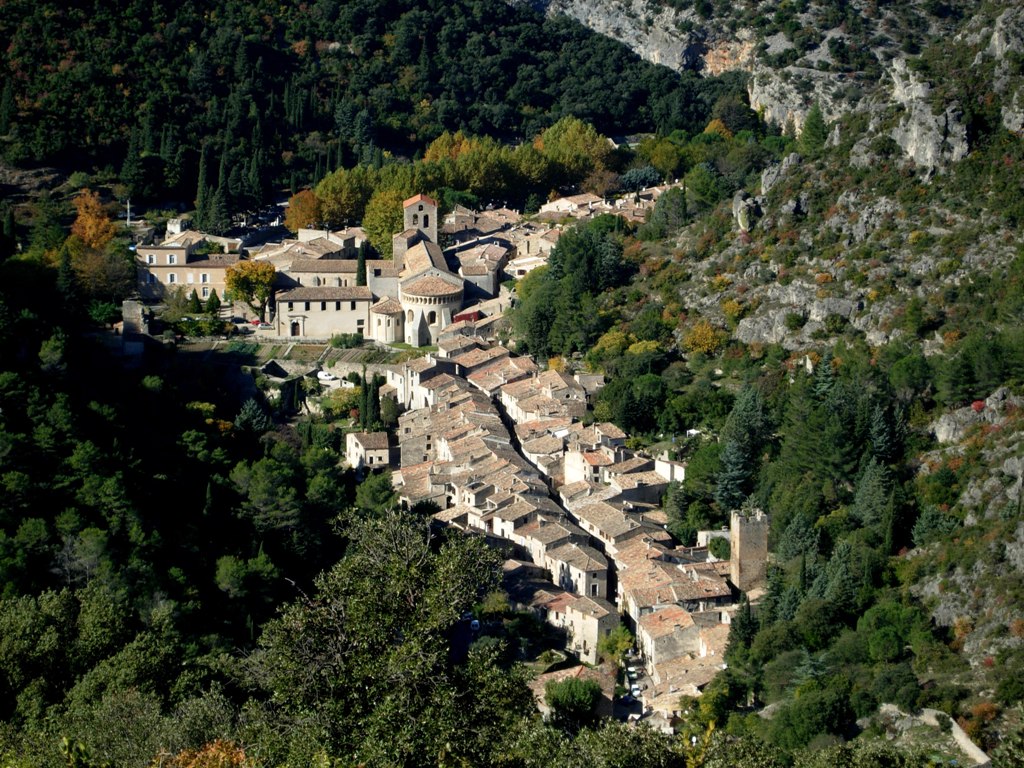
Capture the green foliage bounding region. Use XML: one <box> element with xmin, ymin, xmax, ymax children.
<box><xmin>545</xmin><ymin>677</ymin><xmax>603</xmax><ymax>732</ymax></box>
<box><xmin>354</xmin><ymin>471</ymin><xmax>397</xmax><ymax>515</ymax></box>
<box><xmin>799</xmin><ymin>103</ymin><xmax>828</xmax><ymax>157</ymax></box>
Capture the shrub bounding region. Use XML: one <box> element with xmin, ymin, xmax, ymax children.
<box><xmin>330</xmin><ymin>332</ymin><xmax>364</xmax><ymax>348</ymax></box>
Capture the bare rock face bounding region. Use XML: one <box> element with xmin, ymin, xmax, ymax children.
<box><xmin>747</xmin><ymin>64</ymin><xmax>852</xmax><ymax>134</ymax></box>
<box><xmin>760</xmin><ymin>152</ymin><xmax>802</xmax><ymax>196</ymax></box>
<box><xmin>888</xmin><ymin>58</ymin><xmax>968</xmax><ymax>171</ymax></box>
<box><xmin>522</xmin><ymin>0</ymin><xmax>756</xmax><ymax>74</ymax></box>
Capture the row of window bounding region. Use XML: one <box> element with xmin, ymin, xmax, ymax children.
<box><xmin>147</xmin><ymin>273</ymin><xmax>213</xmax><ymax>296</ymax></box>
<box><xmin>147</xmin><ymin>271</ymin><xmax>211</xmax><ymax>284</ymax></box>
<box><xmin>145</xmin><ymin>254</ymin><xmax>182</xmax><ymax>265</ymax></box>
<box><xmin>286</xmin><ymin>300</ymin><xmax>360</xmax><ymax>312</ymax></box>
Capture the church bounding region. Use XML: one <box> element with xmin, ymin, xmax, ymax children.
<box><xmin>271</xmin><ymin>194</ymin><xmax>498</xmax><ymax>346</ymax></box>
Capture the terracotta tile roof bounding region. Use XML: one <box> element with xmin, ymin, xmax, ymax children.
<box><xmin>288</xmin><ymin>258</ymin><xmax>358</xmax><ymax>273</ymax></box>
<box><xmin>567</xmin><ymin>595</ymin><xmax>615</xmax><ymax>620</ymax></box>
<box><xmin>351</xmin><ymin>432</ymin><xmax>389</xmax><ymax>450</ymax></box>
<box><xmin>403</xmin><ymin>275</ymin><xmax>463</xmax><ymax>297</ymax></box>
<box><xmin>595</xmin><ymin>422</ymin><xmax>627</xmax><ymax>439</ymax></box>
<box><xmin>276</xmin><ymin>286</ymin><xmax>372</xmax><ymax>301</ymax></box>
<box><xmin>370</xmin><ymin>298</ymin><xmax>403</xmax><ymax>314</ymax></box>
<box><xmin>638</xmin><ymin>605</ymin><xmax>695</xmax><ymax>639</ymax></box>
<box><xmin>184</xmin><ymin>253</ymin><xmax>242</xmax><ymax>267</ymax></box>
<box><xmin>402</xmin><ymin>241</ymin><xmax>450</xmax><ymax>277</ymax></box>
<box><xmin>521</xmin><ymin>434</ymin><xmax>565</xmax><ymax>456</ymax></box>
<box><xmin>583</xmin><ymin>451</ymin><xmax>614</xmax><ymax>467</ymax></box>
<box><xmin>547</xmin><ymin>542</ymin><xmax>608</xmax><ymax>572</ymax></box>
<box><xmin>404</xmin><ymin>193</ymin><xmax>438</xmax><ymax>208</ymax></box>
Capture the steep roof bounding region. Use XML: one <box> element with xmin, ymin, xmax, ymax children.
<box><xmin>404</xmin><ymin>193</ymin><xmax>438</xmax><ymax>209</ymax></box>
<box><xmin>402</xmin><ymin>240</ymin><xmax>450</xmax><ymax>277</ymax></box>
<box><xmin>403</xmin><ymin>274</ymin><xmax>463</xmax><ymax>297</ymax></box>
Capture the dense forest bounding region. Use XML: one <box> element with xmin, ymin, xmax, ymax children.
<box><xmin>0</xmin><ymin>0</ymin><xmax>737</xmax><ymax>212</ymax></box>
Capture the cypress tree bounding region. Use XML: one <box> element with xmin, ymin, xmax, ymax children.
<box><xmin>120</xmin><ymin>128</ymin><xmax>145</xmax><ymax>199</ymax></box>
<box><xmin>0</xmin><ymin>205</ymin><xmax>14</xmax><ymax>260</ymax></box>
<box><xmin>195</xmin><ymin>147</ymin><xmax>210</xmax><ymax>230</ymax></box>
<box><xmin>187</xmin><ymin>289</ymin><xmax>203</xmax><ymax>314</ymax></box>
<box><xmin>356</xmin><ymin>241</ymin><xmax>368</xmax><ymax>287</ymax></box>
<box><xmin>0</xmin><ymin>79</ymin><xmax>13</xmax><ymax>135</ymax></box>
<box><xmin>205</xmin><ymin>289</ymin><xmax>221</xmax><ymax>314</ymax></box>
<box><xmin>207</xmin><ymin>187</ymin><xmax>230</xmax><ymax>235</ymax></box>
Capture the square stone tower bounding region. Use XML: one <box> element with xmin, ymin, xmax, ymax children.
<box><xmin>403</xmin><ymin>193</ymin><xmax>438</xmax><ymax>245</ymax></box>
<box><xmin>730</xmin><ymin>508</ymin><xmax>769</xmax><ymax>593</ymax></box>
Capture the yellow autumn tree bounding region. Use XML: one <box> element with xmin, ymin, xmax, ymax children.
<box><xmin>684</xmin><ymin>320</ymin><xmax>723</xmax><ymax>356</ymax></box>
<box><xmin>284</xmin><ymin>189</ymin><xmax>321</xmax><ymax>233</ymax></box>
<box><xmin>225</xmin><ymin>260</ymin><xmax>276</xmax><ymax>321</ymax></box>
<box><xmin>703</xmin><ymin>118</ymin><xmax>734</xmax><ymax>140</ymax></box>
<box><xmin>71</xmin><ymin>189</ymin><xmax>117</xmax><ymax>250</ymax></box>
<box><xmin>151</xmin><ymin>739</ymin><xmax>253</xmax><ymax>768</ymax></box>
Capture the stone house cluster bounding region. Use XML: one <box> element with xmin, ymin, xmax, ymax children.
<box><xmin>380</xmin><ymin>322</ymin><xmax>770</xmax><ymax>720</ymax></box>
<box><xmin>536</xmin><ymin>183</ymin><xmax>681</xmax><ymax>225</ymax></box>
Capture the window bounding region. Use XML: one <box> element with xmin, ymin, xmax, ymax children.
<box><xmin>335</xmin><ymin>301</ymin><xmax>341</xmax><ymax>311</ymax></box>
<box><xmin>356</xmin><ymin>319</ymin><xmax>364</xmax><ymax>327</ymax></box>
<box><xmin>427</xmin><ymin>310</ymin><xmax>437</xmax><ymax>325</ymax></box>
<box><xmin>423</xmin><ymin>214</ymin><xmax>429</xmax><ymax>229</ymax></box>
<box><xmin>186</xmin><ymin>273</ymin><xmax>194</xmax><ymax>284</ymax></box>
<box><xmin>146</xmin><ymin>254</ymin><xmax>155</xmax><ymax>265</ymax></box>
<box><xmin>412</xmin><ymin>213</ymin><xmax>418</xmax><ymax>225</ymax></box>
<box><xmin>168</xmin><ymin>255</ymin><xmax>177</xmax><ymax>265</ymax></box>
<box><xmin>287</xmin><ymin>302</ymin><xmax>293</xmax><ymax>311</ymax></box>
<box><xmin>304</xmin><ymin>302</ymin><xmax>310</xmax><ymax>311</ymax></box>
<box><xmin>320</xmin><ymin>301</ymin><xmax>327</xmax><ymax>311</ymax></box>
<box><xmin>377</xmin><ymin>318</ymin><xmax>381</xmax><ymax>327</ymax></box>
<box><xmin>201</xmin><ymin>287</ymin><xmax>210</xmax><ymax>298</ymax></box>
<box><xmin>168</xmin><ymin>274</ymin><xmax>177</xmax><ymax>284</ymax></box>
<box><xmin>200</xmin><ymin>273</ymin><xmax>209</xmax><ymax>284</ymax></box>
<box><xmin>373</xmin><ymin>268</ymin><xmax>381</xmax><ymax>277</ymax></box>
<box><xmin>591</xmin><ymin>583</ymin><xmax>598</xmax><ymax>597</ymax></box>
<box><xmin>335</xmin><ymin>278</ymin><xmax>342</xmax><ymax>287</ymax></box>
<box><xmin>350</xmin><ymin>301</ymin><xmax>356</xmax><ymax>310</ymax></box>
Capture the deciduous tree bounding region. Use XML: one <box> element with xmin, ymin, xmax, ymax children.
<box><xmin>71</xmin><ymin>190</ymin><xmax>117</xmax><ymax>251</ymax></box>
<box><xmin>225</xmin><ymin>261</ymin><xmax>275</xmax><ymax>321</ymax></box>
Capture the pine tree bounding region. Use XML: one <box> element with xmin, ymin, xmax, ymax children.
<box><xmin>799</xmin><ymin>102</ymin><xmax>828</xmax><ymax>157</ymax></box>
<box><xmin>851</xmin><ymin>458</ymin><xmax>890</xmax><ymax>527</ymax></box>
<box><xmin>356</xmin><ymin>241</ymin><xmax>368</xmax><ymax>287</ymax></box>
<box><xmin>187</xmin><ymin>289</ymin><xmax>203</xmax><ymax>314</ymax></box>
<box><xmin>56</xmin><ymin>246</ymin><xmax>78</xmax><ymax>311</ymax></box>
<box><xmin>715</xmin><ymin>440</ymin><xmax>750</xmax><ymax>512</ymax></box>
<box><xmin>812</xmin><ymin>350</ymin><xmax>835</xmax><ymax>400</ymax></box>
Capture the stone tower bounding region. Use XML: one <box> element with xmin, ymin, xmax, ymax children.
<box><xmin>730</xmin><ymin>508</ymin><xmax>769</xmax><ymax>593</ymax></box>
<box><xmin>403</xmin><ymin>193</ymin><xmax>438</xmax><ymax>245</ymax></box>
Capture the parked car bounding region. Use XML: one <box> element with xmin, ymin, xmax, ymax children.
<box><xmin>257</xmin><ymin>323</ymin><xmax>273</xmax><ymax>330</ymax></box>
<box><xmin>630</xmin><ymin>685</ymin><xmax>642</xmax><ymax>698</ymax></box>
<box><xmin>317</xmin><ymin>371</ymin><xmax>339</xmax><ymax>382</ymax></box>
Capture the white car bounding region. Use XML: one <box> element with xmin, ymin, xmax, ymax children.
<box><xmin>316</xmin><ymin>371</ymin><xmax>339</xmax><ymax>382</ymax></box>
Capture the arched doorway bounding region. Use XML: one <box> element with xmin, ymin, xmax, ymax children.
<box><xmin>290</xmin><ymin>321</ymin><xmax>300</xmax><ymax>337</ymax></box>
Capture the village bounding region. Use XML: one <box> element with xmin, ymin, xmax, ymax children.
<box><xmin>126</xmin><ymin>184</ymin><xmax>769</xmax><ymax>734</ymax></box>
